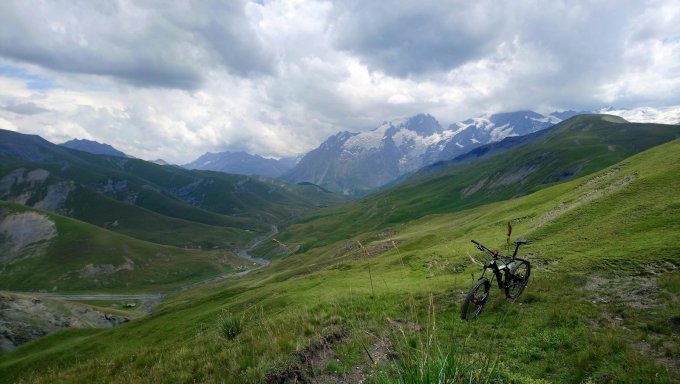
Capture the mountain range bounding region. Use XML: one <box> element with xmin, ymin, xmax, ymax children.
<box><xmin>281</xmin><ymin>110</ymin><xmax>583</xmax><ymax>195</ymax></box>
<box><xmin>63</xmin><ymin>106</ymin><xmax>678</xmax><ymax>197</ymax></box>
<box><xmin>183</xmin><ymin>151</ymin><xmax>296</xmax><ymax>178</ymax></box>
<box><xmin>281</xmin><ymin>106</ymin><xmax>680</xmax><ymax>195</ymax></box>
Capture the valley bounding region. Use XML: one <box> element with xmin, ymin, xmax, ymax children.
<box><xmin>0</xmin><ymin>115</ymin><xmax>678</xmax><ymax>383</ymax></box>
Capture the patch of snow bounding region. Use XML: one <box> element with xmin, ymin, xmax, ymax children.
<box><xmin>472</xmin><ymin>117</ymin><xmax>494</xmax><ymax>131</ymax></box>
<box><xmin>489</xmin><ymin>124</ymin><xmax>514</xmax><ymax>142</ymax></box>
<box><xmin>343</xmin><ymin>122</ymin><xmax>392</xmax><ymax>153</ymax></box>
<box><xmin>531</xmin><ymin>115</ymin><xmax>562</xmax><ymax>124</ymax></box>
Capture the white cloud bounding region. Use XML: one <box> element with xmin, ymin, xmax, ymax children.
<box><xmin>0</xmin><ymin>0</ymin><xmax>678</xmax><ymax>163</ymax></box>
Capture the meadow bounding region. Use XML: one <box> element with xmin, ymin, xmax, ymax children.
<box><xmin>1</xmin><ymin>136</ymin><xmax>678</xmax><ymax>382</ymax></box>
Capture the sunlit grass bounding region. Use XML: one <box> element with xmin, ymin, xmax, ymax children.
<box><xmin>2</xmin><ymin>139</ymin><xmax>679</xmax><ymax>382</ymax></box>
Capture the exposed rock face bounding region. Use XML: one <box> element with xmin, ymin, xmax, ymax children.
<box><xmin>0</xmin><ymin>211</ymin><xmax>57</xmax><ymax>264</ymax></box>
<box><xmin>0</xmin><ymin>168</ymin><xmax>73</xmax><ymax>213</ymax></box>
<box><xmin>0</xmin><ymin>292</ymin><xmax>129</xmax><ymax>353</ymax></box>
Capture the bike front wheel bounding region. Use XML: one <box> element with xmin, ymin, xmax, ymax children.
<box><xmin>504</xmin><ymin>260</ymin><xmax>531</xmax><ymax>300</ymax></box>
<box><xmin>461</xmin><ymin>278</ymin><xmax>491</xmax><ymax>320</ymax></box>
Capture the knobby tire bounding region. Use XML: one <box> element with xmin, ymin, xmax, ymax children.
<box><xmin>461</xmin><ymin>278</ymin><xmax>491</xmax><ymax>320</ymax></box>
<box><xmin>504</xmin><ymin>260</ymin><xmax>531</xmax><ymax>300</ymax></box>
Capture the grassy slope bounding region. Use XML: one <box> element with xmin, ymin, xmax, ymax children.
<box><xmin>63</xmin><ymin>186</ymin><xmax>254</xmax><ymax>249</ymax></box>
<box><xmin>0</xmin><ymin>156</ymin><xmax>264</xmax><ymax>248</ymax></box>
<box><xmin>0</xmin><ymin>201</ymin><xmax>248</xmax><ymax>293</ymax></box>
<box><xmin>1</xmin><ymin>139</ymin><xmax>678</xmax><ymax>382</ymax></box>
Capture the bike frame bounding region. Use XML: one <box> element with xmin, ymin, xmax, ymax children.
<box><xmin>471</xmin><ymin>240</ymin><xmax>527</xmax><ymax>289</ymax></box>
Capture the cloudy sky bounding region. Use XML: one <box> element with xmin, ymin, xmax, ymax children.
<box><xmin>0</xmin><ymin>0</ymin><xmax>679</xmax><ymax>163</ymax></box>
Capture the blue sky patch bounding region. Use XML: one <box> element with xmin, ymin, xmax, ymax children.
<box><xmin>0</xmin><ymin>65</ymin><xmax>58</xmax><ymax>90</ymax></box>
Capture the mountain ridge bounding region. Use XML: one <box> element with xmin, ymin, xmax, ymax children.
<box><xmin>183</xmin><ymin>151</ymin><xmax>295</xmax><ymax>178</ymax></box>
<box><xmin>60</xmin><ymin>139</ymin><xmax>128</xmax><ymax>158</ymax></box>
<box><xmin>283</xmin><ymin>110</ymin><xmax>570</xmax><ymax>195</ymax></box>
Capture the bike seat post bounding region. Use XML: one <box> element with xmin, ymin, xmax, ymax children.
<box><xmin>512</xmin><ymin>242</ymin><xmax>521</xmax><ymax>258</ymax></box>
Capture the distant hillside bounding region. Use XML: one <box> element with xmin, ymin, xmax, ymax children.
<box><xmin>60</xmin><ymin>139</ymin><xmax>127</xmax><ymax>158</ymax></box>
<box><xmin>184</xmin><ymin>151</ymin><xmax>296</xmax><ymax>178</ymax></box>
<box><xmin>0</xmin><ymin>129</ymin><xmax>344</xmax><ymax>249</ymax></box>
<box><xmin>0</xmin><ymin>201</ymin><xmax>247</xmax><ymax>292</ymax></box>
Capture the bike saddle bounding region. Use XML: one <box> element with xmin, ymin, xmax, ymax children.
<box><xmin>515</xmin><ymin>238</ymin><xmax>527</xmax><ymax>245</ymax></box>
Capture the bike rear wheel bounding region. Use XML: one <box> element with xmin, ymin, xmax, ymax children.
<box><xmin>504</xmin><ymin>260</ymin><xmax>531</xmax><ymax>300</ymax></box>
<box><xmin>461</xmin><ymin>278</ymin><xmax>491</xmax><ymax>320</ymax></box>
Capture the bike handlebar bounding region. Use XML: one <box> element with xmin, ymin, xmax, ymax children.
<box><xmin>470</xmin><ymin>239</ymin><xmax>488</xmax><ymax>253</ymax></box>
<box><xmin>470</xmin><ymin>239</ymin><xmax>502</xmax><ymax>258</ymax></box>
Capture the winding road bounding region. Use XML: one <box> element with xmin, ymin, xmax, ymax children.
<box><xmin>235</xmin><ymin>225</ymin><xmax>277</xmax><ymax>267</ymax></box>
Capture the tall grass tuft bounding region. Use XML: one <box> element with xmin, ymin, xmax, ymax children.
<box><xmin>219</xmin><ymin>312</ymin><xmax>242</xmax><ymax>341</ymax></box>
<box><xmin>373</xmin><ymin>296</ymin><xmax>512</xmax><ymax>384</ymax></box>
<box><xmin>357</xmin><ymin>240</ymin><xmax>375</xmax><ymax>297</ymax></box>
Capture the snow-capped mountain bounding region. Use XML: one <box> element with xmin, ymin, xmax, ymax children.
<box><xmin>433</xmin><ymin>110</ymin><xmax>572</xmax><ymax>162</ymax></box>
<box><xmin>282</xmin><ymin>114</ymin><xmax>445</xmax><ymax>194</ymax></box>
<box><xmin>283</xmin><ymin>111</ymin><xmax>582</xmax><ymax>195</ymax></box>
<box><xmin>183</xmin><ymin>151</ymin><xmax>295</xmax><ymax>178</ymax></box>
<box><xmin>194</xmin><ymin>106</ymin><xmax>679</xmax><ymax>196</ymax></box>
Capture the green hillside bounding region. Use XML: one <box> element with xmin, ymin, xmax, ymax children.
<box><xmin>253</xmin><ymin>115</ymin><xmax>680</xmax><ymax>257</ymax></box>
<box><xmin>0</xmin><ymin>129</ymin><xmax>344</xmax><ymax>249</ymax></box>
<box><xmin>1</xmin><ymin>138</ymin><xmax>678</xmax><ymax>381</ymax></box>
<box><xmin>0</xmin><ymin>201</ymin><xmax>248</xmax><ymax>292</ymax></box>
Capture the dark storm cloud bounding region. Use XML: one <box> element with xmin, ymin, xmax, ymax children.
<box><xmin>0</xmin><ymin>1</ymin><xmax>274</xmax><ymax>89</ymax></box>
<box><xmin>194</xmin><ymin>2</ymin><xmax>275</xmax><ymax>77</ymax></box>
<box><xmin>331</xmin><ymin>1</ymin><xmax>507</xmax><ymax>77</ymax></box>
<box><xmin>330</xmin><ymin>1</ymin><xmax>655</xmax><ymax>86</ymax></box>
<box><xmin>3</xmin><ymin>101</ymin><xmax>50</xmax><ymax>115</ymax></box>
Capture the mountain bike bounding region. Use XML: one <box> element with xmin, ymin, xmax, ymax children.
<box><xmin>460</xmin><ymin>238</ymin><xmax>531</xmax><ymax>320</ymax></box>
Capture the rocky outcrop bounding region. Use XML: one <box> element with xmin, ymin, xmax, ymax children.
<box><xmin>0</xmin><ymin>211</ymin><xmax>57</xmax><ymax>264</ymax></box>
<box><xmin>0</xmin><ymin>168</ymin><xmax>73</xmax><ymax>213</ymax></box>
<box><xmin>0</xmin><ymin>292</ymin><xmax>130</xmax><ymax>353</ymax></box>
